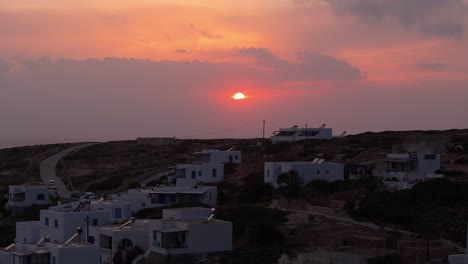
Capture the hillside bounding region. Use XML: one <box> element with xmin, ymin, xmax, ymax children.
<box><xmin>1</xmin><ymin>129</ymin><xmax>468</xmax><ymax>259</ymax></box>
<box><xmin>50</xmin><ymin>129</ymin><xmax>468</xmax><ymax>195</ymax></box>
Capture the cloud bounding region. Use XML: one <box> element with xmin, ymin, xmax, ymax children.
<box><xmin>240</xmin><ymin>48</ymin><xmax>285</xmax><ymax>68</ymax></box>
<box><xmin>189</xmin><ymin>23</ymin><xmax>223</xmax><ymax>39</ymax></box>
<box><xmin>174</xmin><ymin>49</ymin><xmax>189</xmax><ymax>53</ymax></box>
<box><xmin>240</xmin><ymin>47</ymin><xmax>365</xmax><ymax>81</ymax></box>
<box><xmin>326</xmin><ymin>0</ymin><xmax>466</xmax><ymax>38</ymax></box>
<box><xmin>417</xmin><ymin>62</ymin><xmax>448</xmax><ymax>71</ymax></box>
<box><xmin>0</xmin><ymin>60</ymin><xmax>10</xmax><ymax>75</ymax></box>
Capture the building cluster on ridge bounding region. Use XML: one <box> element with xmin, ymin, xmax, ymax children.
<box><xmin>2</xmin><ymin>149</ymin><xmax>240</xmax><ymax>264</ymax></box>
<box><xmin>3</xmin><ymin>125</ymin><xmax>458</xmax><ymax>264</ymax></box>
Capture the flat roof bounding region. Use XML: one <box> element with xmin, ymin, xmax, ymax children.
<box><xmin>32</xmin><ymin>249</ymin><xmax>50</xmax><ymax>254</ymax></box>
<box><xmin>151</xmin><ymin>186</ymin><xmax>213</xmax><ymax>194</ymax></box>
<box><xmin>11</xmin><ymin>251</ymin><xmax>33</xmax><ymax>256</ymax></box>
<box><xmin>384</xmin><ymin>158</ymin><xmax>416</xmax><ymax>163</ymax></box>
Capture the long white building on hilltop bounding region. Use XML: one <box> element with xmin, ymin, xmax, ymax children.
<box><xmin>270</xmin><ymin>125</ymin><xmax>333</xmax><ymax>143</ymax></box>
<box><xmin>264</xmin><ymin>160</ymin><xmax>345</xmax><ymax>188</ymax></box>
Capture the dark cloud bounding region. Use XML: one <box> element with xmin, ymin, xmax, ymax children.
<box><xmin>417</xmin><ymin>61</ymin><xmax>448</xmax><ymax>71</ymax></box>
<box><xmin>326</xmin><ymin>0</ymin><xmax>465</xmax><ymax>38</ymax></box>
<box><xmin>0</xmin><ymin>54</ymin><xmax>363</xmax><ymax>140</ymax></box>
<box><xmin>240</xmin><ymin>48</ymin><xmax>285</xmax><ymax>67</ymax></box>
<box><xmin>174</xmin><ymin>49</ymin><xmax>189</xmax><ymax>53</ymax></box>
<box><xmin>189</xmin><ymin>24</ymin><xmax>223</xmax><ymax>39</ymax></box>
<box><xmin>241</xmin><ymin>47</ymin><xmax>365</xmax><ymax>81</ymax></box>
<box><xmin>0</xmin><ymin>60</ymin><xmax>10</xmax><ymax>75</ymax></box>
<box><xmin>419</xmin><ymin>20</ymin><xmax>464</xmax><ymax>38</ymax></box>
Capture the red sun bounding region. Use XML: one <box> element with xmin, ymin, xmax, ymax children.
<box><xmin>232</xmin><ymin>92</ymin><xmax>246</xmax><ymax>100</ymax></box>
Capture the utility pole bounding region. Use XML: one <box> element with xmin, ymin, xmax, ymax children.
<box><xmin>85</xmin><ymin>214</ymin><xmax>89</xmax><ymax>242</ymax></box>
<box><xmin>262</xmin><ymin>120</ymin><xmax>265</xmax><ymax>140</ymax></box>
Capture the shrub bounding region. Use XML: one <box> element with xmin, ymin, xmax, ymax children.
<box><xmin>368</xmin><ymin>255</ymin><xmax>402</xmax><ymax>264</ymax></box>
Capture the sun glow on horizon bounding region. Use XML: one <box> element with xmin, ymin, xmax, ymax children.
<box><xmin>232</xmin><ymin>92</ymin><xmax>246</xmax><ymax>100</ymax></box>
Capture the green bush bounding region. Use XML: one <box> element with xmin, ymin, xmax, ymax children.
<box><xmin>0</xmin><ymin>225</ymin><xmax>16</xmax><ymax>247</ymax></box>
<box><xmin>216</xmin><ymin>205</ymin><xmax>288</xmax><ymax>239</ymax></box>
<box><xmin>351</xmin><ymin>179</ymin><xmax>468</xmax><ymax>245</ymax></box>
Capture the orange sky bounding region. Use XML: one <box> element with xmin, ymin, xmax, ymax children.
<box><xmin>1</xmin><ymin>0</ymin><xmax>468</xmax><ymax>143</ymax></box>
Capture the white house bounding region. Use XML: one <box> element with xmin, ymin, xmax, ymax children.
<box><xmin>0</xmin><ymin>229</ymin><xmax>100</xmax><ymax>264</ymax></box>
<box><xmin>270</xmin><ymin>125</ymin><xmax>333</xmax><ymax>143</ymax></box>
<box><xmin>147</xmin><ymin>185</ymin><xmax>217</xmax><ymax>207</ymax></box>
<box><xmin>89</xmin><ymin>219</ymin><xmax>150</xmax><ymax>264</ymax></box>
<box><xmin>373</xmin><ymin>147</ymin><xmax>442</xmax><ymax>187</ymax></box>
<box><xmin>174</xmin><ymin>163</ymin><xmax>224</xmax><ymax>184</ymax></box>
<box><xmin>146</xmin><ymin>208</ymin><xmax>232</xmax><ymax>256</ymax></box>
<box><xmin>7</xmin><ymin>184</ymin><xmax>49</xmax><ymax>210</ymax></box>
<box><xmin>199</xmin><ymin>149</ymin><xmax>241</xmax><ymax>164</ymax></box>
<box><xmin>264</xmin><ymin>161</ymin><xmax>345</xmax><ymax>188</ymax></box>
<box><xmin>90</xmin><ymin>208</ymin><xmax>231</xmax><ymax>264</ymax></box>
<box><xmin>16</xmin><ymin>206</ymin><xmax>112</xmax><ymax>245</ymax></box>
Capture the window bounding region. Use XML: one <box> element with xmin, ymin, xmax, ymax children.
<box><xmin>326</xmin><ymin>170</ymin><xmax>329</xmax><ymax>174</ymax></box>
<box><xmin>37</xmin><ymin>194</ymin><xmax>45</xmax><ymax>200</ymax></box>
<box><xmin>198</xmin><ymin>171</ymin><xmax>202</xmax><ymax>176</ymax></box>
<box><xmin>54</xmin><ymin>219</ymin><xmax>58</xmax><ymax>228</ymax></box>
<box><xmin>235</xmin><ymin>155</ymin><xmax>238</xmax><ymax>160</ymax></box>
<box><xmin>88</xmin><ymin>236</ymin><xmax>95</xmax><ymax>244</ymax></box>
<box><xmin>45</xmin><ymin>217</ymin><xmax>49</xmax><ymax>226</ymax></box>
<box><xmin>191</xmin><ymin>171</ymin><xmax>196</xmax><ymax>179</ymax></box>
<box><xmin>212</xmin><ymin>169</ymin><xmax>217</xmax><ymax>177</ymax></box>
<box><xmin>266</xmin><ymin>170</ymin><xmax>270</xmax><ymax>177</ymax></box>
<box><xmin>425</xmin><ymin>154</ymin><xmax>436</xmax><ymax>160</ymax></box>
<box><xmin>115</xmin><ymin>208</ymin><xmax>122</xmax><ymax>219</ymax></box>
<box><xmin>169</xmin><ymin>194</ymin><xmax>176</xmax><ymax>203</ymax></box>
<box><xmin>317</xmin><ymin>170</ymin><xmax>320</xmax><ymax>175</ymax></box>
<box><xmin>92</xmin><ymin>219</ymin><xmax>98</xmax><ymax>226</ymax></box>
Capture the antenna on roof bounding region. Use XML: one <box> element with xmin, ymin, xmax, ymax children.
<box><xmin>64</xmin><ymin>227</ymin><xmax>83</xmax><ymax>245</ymax></box>
<box><xmin>320</xmin><ymin>124</ymin><xmax>326</xmax><ymax>128</ymax></box>
<box><xmin>317</xmin><ymin>159</ymin><xmax>325</xmax><ymax>164</ymax></box>
<box><xmin>312</xmin><ymin>158</ymin><xmax>319</xmax><ymax>163</ymax></box>
<box><xmin>226</xmin><ymin>146</ymin><xmax>234</xmax><ymax>151</ymax></box>
<box><xmin>118</xmin><ymin>217</ymin><xmax>136</xmax><ymax>229</ymax></box>
<box><xmin>36</xmin><ymin>236</ymin><xmax>50</xmax><ymax>246</ymax></box>
<box><xmin>203</xmin><ymin>208</ymin><xmax>216</xmax><ymax>224</ymax></box>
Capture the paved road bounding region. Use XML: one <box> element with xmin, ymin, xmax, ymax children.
<box><xmin>40</xmin><ymin>143</ymin><xmax>95</xmax><ymax>198</ymax></box>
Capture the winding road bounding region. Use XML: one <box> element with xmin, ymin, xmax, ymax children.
<box><xmin>40</xmin><ymin>143</ymin><xmax>95</xmax><ymax>197</ymax></box>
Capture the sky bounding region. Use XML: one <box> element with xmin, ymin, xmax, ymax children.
<box><xmin>1</xmin><ymin>0</ymin><xmax>468</xmax><ymax>146</ymax></box>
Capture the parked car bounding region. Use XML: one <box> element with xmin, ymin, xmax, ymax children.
<box><xmin>82</xmin><ymin>192</ymin><xmax>96</xmax><ymax>200</ymax></box>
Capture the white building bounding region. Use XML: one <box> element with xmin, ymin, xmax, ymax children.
<box><xmin>199</xmin><ymin>149</ymin><xmax>241</xmax><ymax>164</ymax></box>
<box><xmin>270</xmin><ymin>125</ymin><xmax>333</xmax><ymax>143</ymax></box>
<box><xmin>373</xmin><ymin>147</ymin><xmax>442</xmax><ymax>188</ymax></box>
<box><xmin>146</xmin><ymin>207</ymin><xmax>232</xmax><ymax>256</ymax></box>
<box><xmin>264</xmin><ymin>161</ymin><xmax>345</xmax><ymax>188</ymax></box>
<box><xmin>0</xmin><ymin>229</ymin><xmax>100</xmax><ymax>264</ymax></box>
<box><xmin>16</xmin><ymin>205</ymin><xmax>113</xmax><ymax>245</ymax></box>
<box><xmin>89</xmin><ymin>219</ymin><xmax>149</xmax><ymax>264</ymax></box>
<box><xmin>174</xmin><ymin>163</ymin><xmax>224</xmax><ymax>184</ymax></box>
<box><xmin>90</xmin><ymin>208</ymin><xmax>231</xmax><ymax>264</ymax></box>
<box><xmin>7</xmin><ymin>184</ymin><xmax>49</xmax><ymax>210</ymax></box>
<box><xmin>147</xmin><ymin>185</ymin><xmax>217</xmax><ymax>207</ymax></box>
